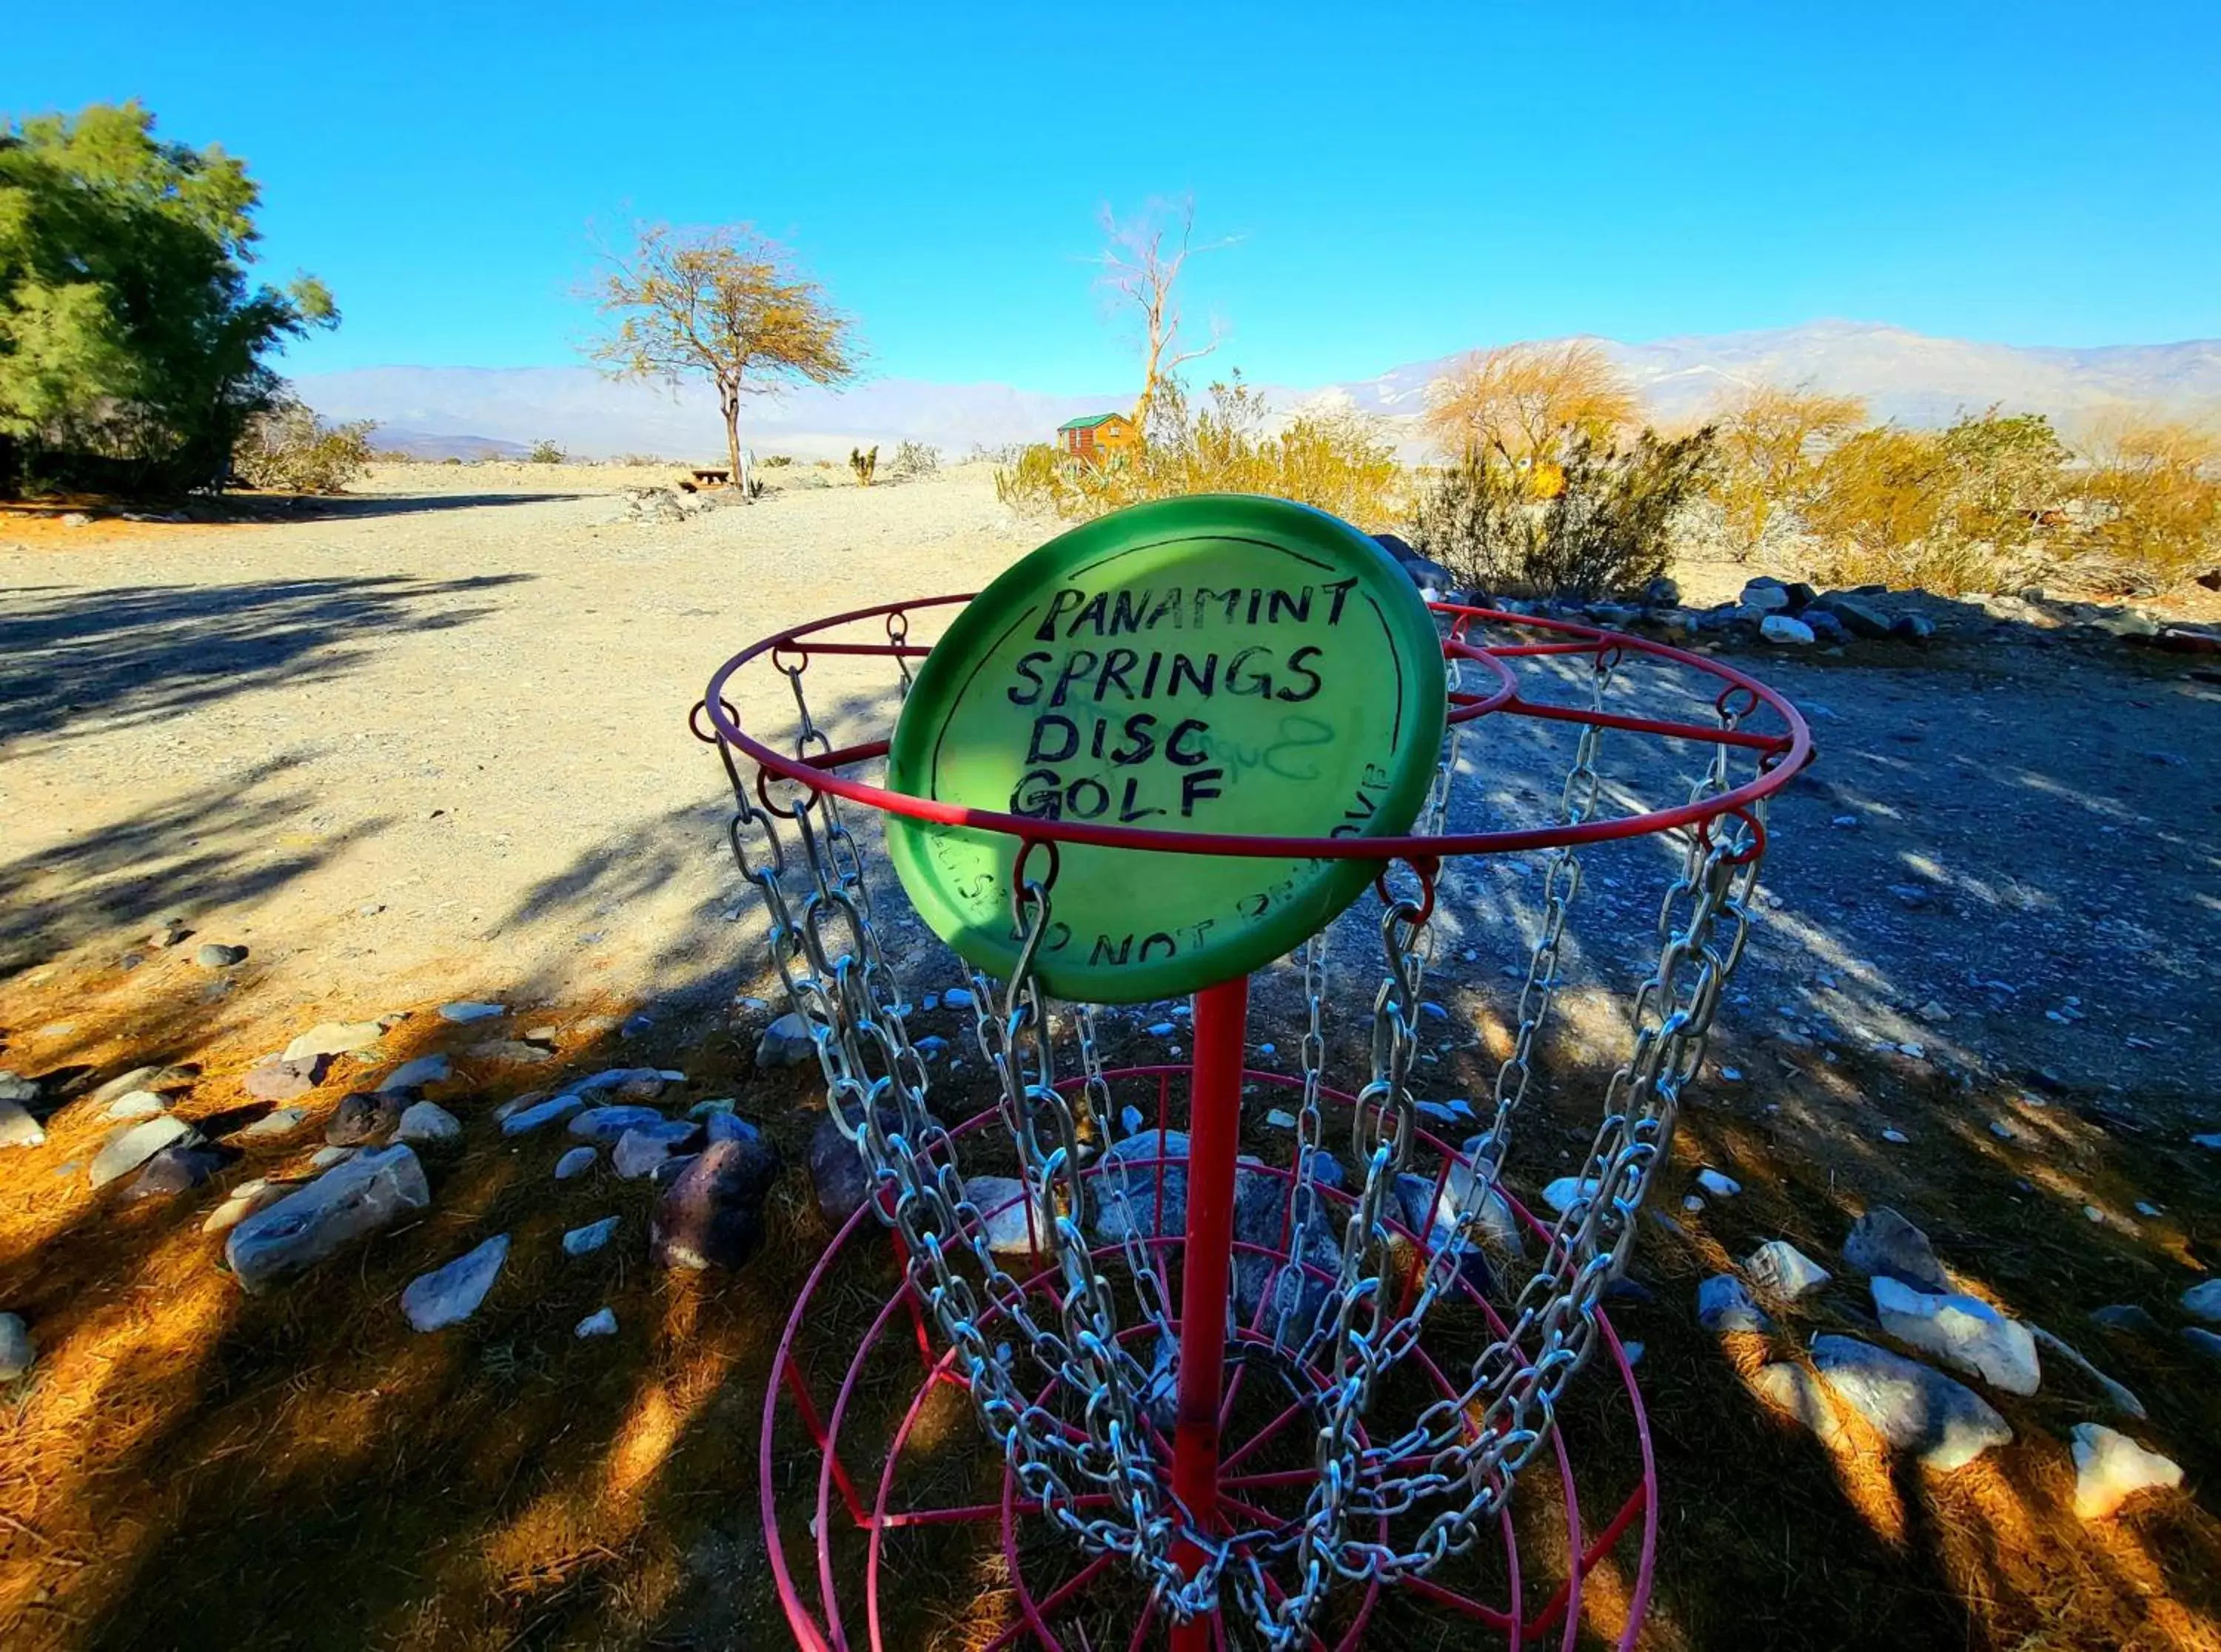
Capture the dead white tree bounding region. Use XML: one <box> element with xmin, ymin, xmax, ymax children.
<box><xmin>1093</xmin><ymin>196</ymin><xmax>1230</xmax><ymax>434</ymax></box>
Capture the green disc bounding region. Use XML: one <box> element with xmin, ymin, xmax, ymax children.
<box><xmin>885</xmin><ymin>494</ymin><xmax>1447</xmax><ymax>1004</ymax></box>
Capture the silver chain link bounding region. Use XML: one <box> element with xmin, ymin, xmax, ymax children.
<box><xmin>710</xmin><ymin>628</ymin><xmax>1775</xmax><ymax>1647</ymax></box>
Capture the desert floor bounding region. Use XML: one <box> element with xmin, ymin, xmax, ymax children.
<box><xmin>1</xmin><ymin>463</ymin><xmax>2217</xmax><ymax>1651</ymax></box>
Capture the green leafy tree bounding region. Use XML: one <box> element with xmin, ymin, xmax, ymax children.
<box><xmin>0</xmin><ymin>101</ymin><xmax>336</xmax><ymax>495</ymax></box>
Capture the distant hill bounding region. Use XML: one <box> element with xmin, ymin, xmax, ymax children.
<box><xmin>370</xmin><ymin>429</ymin><xmax>533</xmax><ymax>461</ymax></box>
<box><xmin>1313</xmin><ymin>320</ymin><xmax>2221</xmax><ymax>430</ymax></box>
<box><xmin>297</xmin><ymin>322</ymin><xmax>2221</xmax><ymax>460</ymax></box>
<box><xmin>299</xmin><ymin>366</ymin><xmax>1121</xmax><ymax>464</ymax></box>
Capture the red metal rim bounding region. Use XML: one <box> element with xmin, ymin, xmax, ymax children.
<box><xmin>700</xmin><ymin>593</ymin><xmax>1809</xmax><ymax>862</ymax></box>
<box><xmin>760</xmin><ymin>1066</ymin><xmax>1660</xmax><ymax>1651</ymax></box>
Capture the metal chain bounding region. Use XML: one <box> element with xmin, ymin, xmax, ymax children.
<box><xmin>709</xmin><ymin>625</ymin><xmax>1774</xmax><ymax>1647</ymax></box>
<box><xmin>1250</xmin><ymin>860</ymin><xmax>1436</xmax><ymax>1645</ymax></box>
<box><xmin>1467</xmin><ymin>645</ymin><xmax>1621</xmax><ymax>1183</ymax></box>
<box><xmin>1312</xmin><ymin>693</ymin><xmax>1766</xmax><ymax>1590</ymax></box>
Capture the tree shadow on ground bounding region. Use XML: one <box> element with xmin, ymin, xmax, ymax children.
<box><xmin>0</xmin><ymin>573</ymin><xmax>533</xmax><ymax>747</ymax></box>
<box><xmin>0</xmin><ymin>758</ymin><xmax>398</xmax><ymax>973</ymax></box>
<box><xmin>1</xmin><ymin>493</ymin><xmax>583</xmax><ymax>524</ymax></box>
<box><xmin>258</xmin><ymin>491</ymin><xmax>586</xmax><ymax>520</ymax></box>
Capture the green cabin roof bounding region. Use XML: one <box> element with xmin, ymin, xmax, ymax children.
<box><xmin>1056</xmin><ymin>412</ymin><xmax>1128</xmax><ymax>432</ymax></box>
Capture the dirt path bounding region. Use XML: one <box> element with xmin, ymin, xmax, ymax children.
<box><xmin>2</xmin><ymin>464</ymin><xmax>1032</xmax><ymax>1027</ymax></box>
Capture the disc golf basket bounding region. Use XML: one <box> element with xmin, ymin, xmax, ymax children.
<box><xmin>696</xmin><ymin>498</ymin><xmax>1810</xmax><ymax>1650</ymax></box>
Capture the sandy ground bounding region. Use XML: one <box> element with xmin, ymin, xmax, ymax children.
<box><xmin>3</xmin><ymin>468</ymin><xmax>2219</xmax><ymax>1651</ymax></box>
<box><xmin>1</xmin><ymin>462</ymin><xmax>1032</xmax><ymax>1026</ymax></box>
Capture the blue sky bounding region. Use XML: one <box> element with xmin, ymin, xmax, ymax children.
<box><xmin>8</xmin><ymin>1</ymin><xmax>2217</xmax><ymax>391</ymax></box>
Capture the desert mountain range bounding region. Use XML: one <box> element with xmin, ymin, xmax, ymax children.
<box><xmin>295</xmin><ymin>320</ymin><xmax>2221</xmax><ymax>463</ymax></box>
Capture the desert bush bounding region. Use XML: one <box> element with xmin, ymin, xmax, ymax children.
<box><xmin>1422</xmin><ymin>341</ymin><xmax>1637</xmax><ymax>467</ymax></box>
<box><xmin>994</xmin><ymin>375</ymin><xmax>1402</xmax><ymax>529</ymax></box>
<box><xmin>889</xmin><ymin>440</ymin><xmax>940</xmax><ymax>479</ymax></box>
<box><xmin>526</xmin><ymin>438</ymin><xmax>566</xmax><ymax>464</ymax></box>
<box><xmin>1801</xmin><ymin>408</ymin><xmax>2064</xmax><ymax>594</ymax></box>
<box><xmin>759</xmin><ymin>452</ymin><xmax>793</xmax><ymax>467</ymax></box>
<box><xmin>849</xmin><ymin>443</ymin><xmax>879</xmax><ymax>486</ymax></box>
<box><xmin>994</xmin><ymin>443</ymin><xmax>1066</xmax><ymax>509</ymax></box>
<box><xmin>1410</xmin><ymin>426</ymin><xmax>1717</xmax><ymax>597</ymax></box>
<box><xmin>1708</xmin><ymin>383</ymin><xmax>1866</xmax><ymax>558</ymax></box>
<box><xmin>2057</xmin><ymin>418</ymin><xmax>2221</xmax><ymax>595</ymax></box>
<box><xmin>231</xmin><ymin>397</ymin><xmax>376</xmax><ymax>494</ymax></box>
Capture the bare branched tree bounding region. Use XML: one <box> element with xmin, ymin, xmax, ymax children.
<box><xmin>589</xmin><ymin>222</ymin><xmax>857</xmax><ymax>497</ymax></box>
<box><xmin>1094</xmin><ymin>197</ymin><xmax>1229</xmax><ymax>433</ymax></box>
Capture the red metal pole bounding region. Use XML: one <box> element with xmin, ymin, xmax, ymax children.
<box><xmin>1170</xmin><ymin>974</ymin><xmax>1248</xmax><ymax>1652</ymax></box>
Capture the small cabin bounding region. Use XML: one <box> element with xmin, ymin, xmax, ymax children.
<box><xmin>1057</xmin><ymin>412</ymin><xmax>1139</xmax><ymax>463</ymax></box>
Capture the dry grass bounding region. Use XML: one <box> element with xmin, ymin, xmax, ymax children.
<box><xmin>2</xmin><ymin>940</ymin><xmax>2216</xmax><ymax>1652</ymax></box>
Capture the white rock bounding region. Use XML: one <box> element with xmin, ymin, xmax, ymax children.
<box><xmin>2181</xmin><ymin>1279</ymin><xmax>2221</xmax><ymax>1322</ymax></box>
<box><xmin>90</xmin><ymin>1115</ymin><xmax>201</xmax><ymax>1188</ymax></box>
<box><xmin>238</xmin><ymin>1107</ymin><xmax>309</xmax><ymax>1138</ymax></box>
<box><xmin>555</xmin><ymin>1146</ymin><xmax>597</xmax><ymax>1181</ymax></box>
<box><xmin>101</xmin><ymin>1089</ymin><xmax>168</xmax><ymax>1120</ymax></box>
<box><xmin>501</xmin><ymin>1095</ymin><xmax>583</xmax><ymax>1135</ymax></box>
<box><xmin>1698</xmin><ymin>1275</ymin><xmax>1772</xmax><ymax>1333</ymax></box>
<box><xmin>395</xmin><ymin>1101</ymin><xmax>462</xmax><ymax>1145</ymax></box>
<box><xmin>401</xmin><ymin>1235</ymin><xmax>509</xmax><ymax>1332</ymax></box>
<box><xmin>310</xmin><ymin>1145</ymin><xmax>356</xmax><ymax>1169</ymax></box>
<box><xmin>1761</xmin><ymin>614</ymin><xmax>1815</xmax><ymax>645</ymax></box>
<box><xmin>1696</xmin><ymin>1169</ymin><xmax>1741</xmax><ymax>1198</ymax></box>
<box><xmin>0</xmin><ymin>1312</ymin><xmax>33</xmax><ymax>1379</ymax></box>
<box><xmin>575</xmin><ymin>1307</ymin><xmax>618</xmax><ymax>1339</ymax></box>
<box><xmin>1880</xmin><ymin>1129</ymin><xmax>1910</xmax><ymax>1144</ymax></box>
<box><xmin>438</xmin><ymin>1001</ymin><xmax>506</xmax><ymax>1024</ymax></box>
<box><xmin>1749</xmin><ymin>1362</ymin><xmax>1851</xmax><ymax>1448</ymax></box>
<box><xmin>282</xmin><ymin>1020</ymin><xmax>386</xmax><ymax>1063</ymax></box>
<box><xmin>965</xmin><ymin>1174</ymin><xmax>1049</xmax><ymax>1255</ymax></box>
<box><xmin>88</xmin><ymin>1066</ymin><xmax>164</xmax><ymax>1105</ymax></box>
<box><xmin>2194</xmin><ymin>1133</ymin><xmax>2221</xmax><ymax>1151</ymax></box>
<box><xmin>227</xmin><ymin>1145</ymin><xmax>432</xmax><ymax>1290</ymax></box>
<box><xmin>1683</xmin><ymin>1194</ymin><xmax>1706</xmax><ymax>1212</ymax></box>
<box><xmin>1746</xmin><ymin>1240</ymin><xmax>1832</xmax><ymax>1300</ymax></box>
<box><xmin>1810</xmin><ymin>1334</ymin><xmax>2013</xmax><ymax>1471</ymax></box>
<box><xmin>1433</xmin><ymin>1152</ymin><xmax>1527</xmax><ymax>1257</ymax></box>
<box><xmin>2070</xmin><ymin>1423</ymin><xmax>2182</xmax><ymax>1520</ymax></box>
<box><xmin>613</xmin><ymin>1121</ymin><xmax>696</xmax><ymax>1179</ymax></box>
<box><xmin>563</xmin><ymin>1216</ymin><xmax>620</xmax><ymax>1255</ymax></box>
<box><xmin>0</xmin><ymin>1098</ymin><xmax>47</xmax><ymax>1149</ymax></box>
<box><xmin>1542</xmin><ymin>1176</ymin><xmax>1601</xmax><ymax>1215</ymax></box>
<box><xmin>201</xmin><ymin>1179</ymin><xmax>289</xmax><ymax>1235</ymax></box>
<box><xmin>1396</xmin><ymin>1158</ymin><xmax>1524</xmax><ymax>1259</ymax></box>
<box><xmin>569</xmin><ymin>1104</ymin><xmax>668</xmax><ymax>1142</ymax></box>
<box><xmin>1872</xmin><ymin>1277</ymin><xmax>2041</xmax><ymax>1394</ymax></box>
<box><xmin>379</xmin><ymin>1055</ymin><xmax>451</xmax><ymax>1092</ymax></box>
